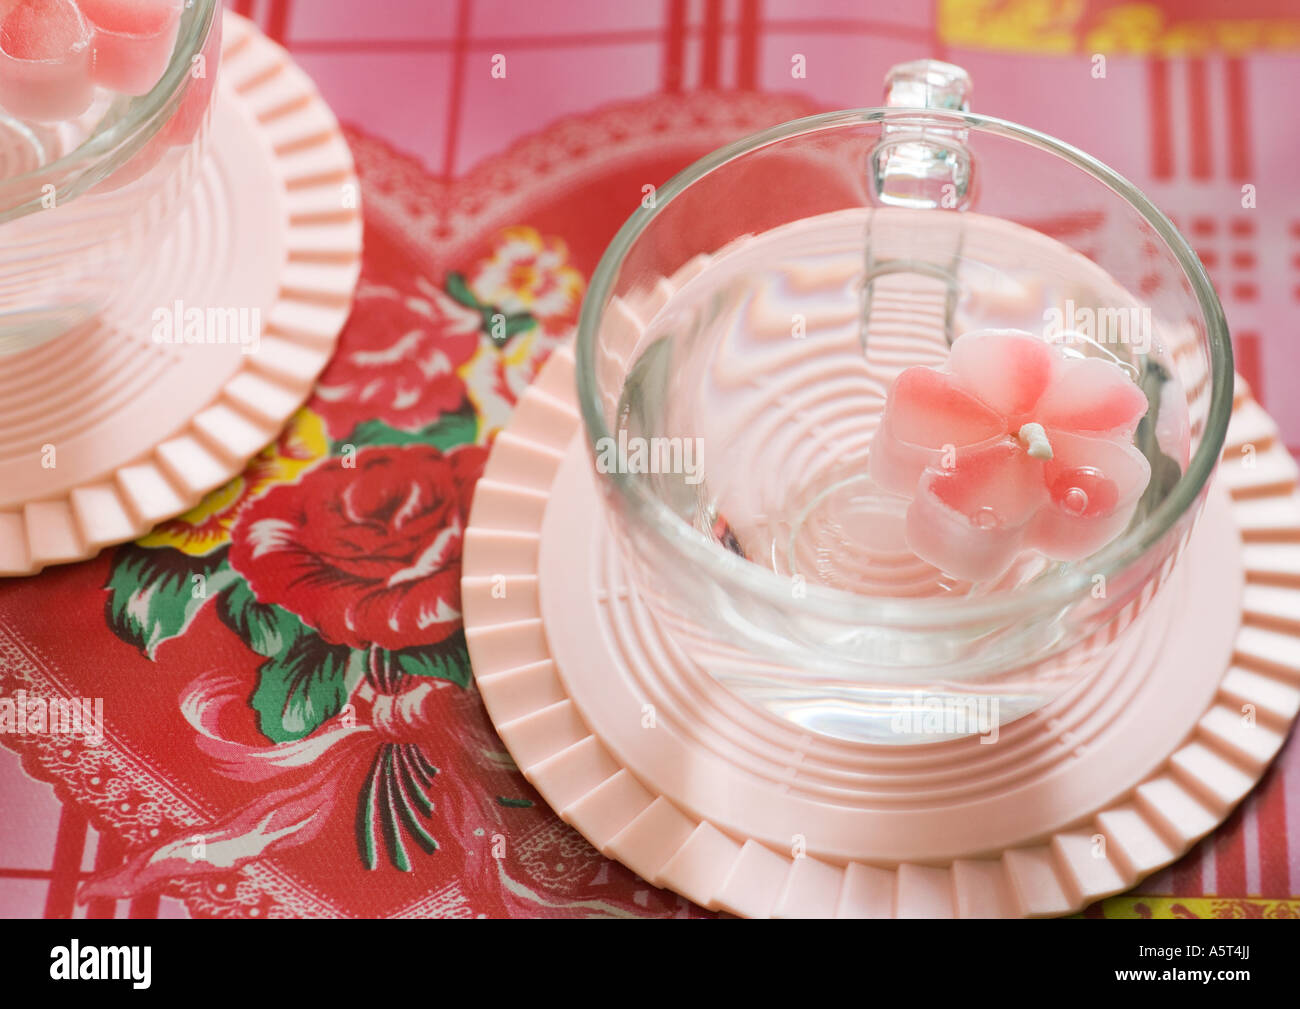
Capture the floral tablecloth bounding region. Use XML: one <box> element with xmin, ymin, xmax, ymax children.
<box><xmin>0</xmin><ymin>0</ymin><xmax>1297</xmax><ymax>918</ymax></box>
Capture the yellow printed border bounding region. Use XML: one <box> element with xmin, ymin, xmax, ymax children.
<box><xmin>938</xmin><ymin>0</ymin><xmax>1300</xmax><ymax>56</ymax></box>
<box><xmin>1087</xmin><ymin>896</ymin><xmax>1300</xmax><ymax>919</ymax></box>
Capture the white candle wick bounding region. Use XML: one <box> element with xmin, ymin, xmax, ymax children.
<box><xmin>1017</xmin><ymin>422</ymin><xmax>1053</xmax><ymax>460</ymax></box>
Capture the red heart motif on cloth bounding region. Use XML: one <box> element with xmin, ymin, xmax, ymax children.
<box><xmin>0</xmin><ymin>90</ymin><xmax>823</xmax><ymax>918</ymax></box>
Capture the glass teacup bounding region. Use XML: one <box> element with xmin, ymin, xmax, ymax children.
<box><xmin>576</xmin><ymin>61</ymin><xmax>1232</xmax><ymax>744</ymax></box>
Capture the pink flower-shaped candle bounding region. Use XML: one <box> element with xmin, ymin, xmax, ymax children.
<box><xmin>868</xmin><ymin>329</ymin><xmax>1152</xmax><ymax>582</ymax></box>
<box><xmin>0</xmin><ymin>0</ymin><xmax>182</xmax><ymax>123</ymax></box>
<box><xmin>0</xmin><ymin>0</ymin><xmax>94</xmax><ymax>122</ymax></box>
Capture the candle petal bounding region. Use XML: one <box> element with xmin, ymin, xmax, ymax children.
<box><xmin>906</xmin><ymin>438</ymin><xmax>1048</xmax><ymax>582</ymax></box>
<box><xmin>868</xmin><ymin>366</ymin><xmax>1004</xmax><ymax>497</ymax></box>
<box><xmin>948</xmin><ymin>328</ymin><xmax>1056</xmax><ymax>420</ymax></box>
<box><xmin>1034</xmin><ymin>355</ymin><xmax>1149</xmax><ymax>437</ymax></box>
<box><xmin>80</xmin><ymin>0</ymin><xmax>182</xmax><ymax>96</ymax></box>
<box><xmin>1029</xmin><ymin>429</ymin><xmax>1151</xmax><ymax>560</ymax></box>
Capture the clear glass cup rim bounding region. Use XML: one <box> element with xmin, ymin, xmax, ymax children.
<box><xmin>0</xmin><ymin>0</ymin><xmax>218</xmax><ymax>222</ymax></box>
<box><xmin>575</xmin><ymin>105</ymin><xmax>1234</xmax><ymax>628</ymax></box>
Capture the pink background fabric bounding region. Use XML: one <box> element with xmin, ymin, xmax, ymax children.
<box><xmin>2</xmin><ymin>0</ymin><xmax>1298</xmax><ymax>917</ymax></box>
<box><xmin>264</xmin><ymin>0</ymin><xmax>1297</xmax><ymax>443</ymax></box>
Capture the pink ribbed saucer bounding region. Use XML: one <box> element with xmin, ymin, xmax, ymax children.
<box><xmin>463</xmin><ymin>345</ymin><xmax>1300</xmax><ymax>918</ymax></box>
<box><xmin>0</xmin><ymin>12</ymin><xmax>361</xmax><ymax>576</ymax></box>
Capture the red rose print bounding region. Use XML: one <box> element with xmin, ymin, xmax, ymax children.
<box><xmin>229</xmin><ymin>444</ymin><xmax>488</xmax><ymax>651</ymax></box>
<box><xmin>313</xmin><ymin>274</ymin><xmax>482</xmax><ymax>439</ymax></box>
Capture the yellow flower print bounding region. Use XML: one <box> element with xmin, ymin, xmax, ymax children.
<box><xmin>137</xmin><ymin>408</ymin><xmax>329</xmax><ymax>555</ymax></box>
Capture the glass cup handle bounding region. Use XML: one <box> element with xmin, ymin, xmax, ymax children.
<box><xmin>862</xmin><ymin>60</ymin><xmax>975</xmax><ymax>352</ymax></box>
<box><xmin>868</xmin><ymin>59</ymin><xmax>974</xmax><ymax>210</ymax></box>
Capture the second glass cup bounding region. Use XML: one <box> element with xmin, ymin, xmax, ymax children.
<box><xmin>0</xmin><ymin>0</ymin><xmax>220</xmax><ymax>354</ymax></box>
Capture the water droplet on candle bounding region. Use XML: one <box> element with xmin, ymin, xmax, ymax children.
<box><xmin>973</xmin><ymin>506</ymin><xmax>999</xmax><ymax>529</ymax></box>
<box><xmin>1051</xmin><ymin>466</ymin><xmax>1115</xmax><ymax>518</ymax></box>
<box><xmin>1063</xmin><ymin>486</ymin><xmax>1089</xmax><ymax>515</ymax></box>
